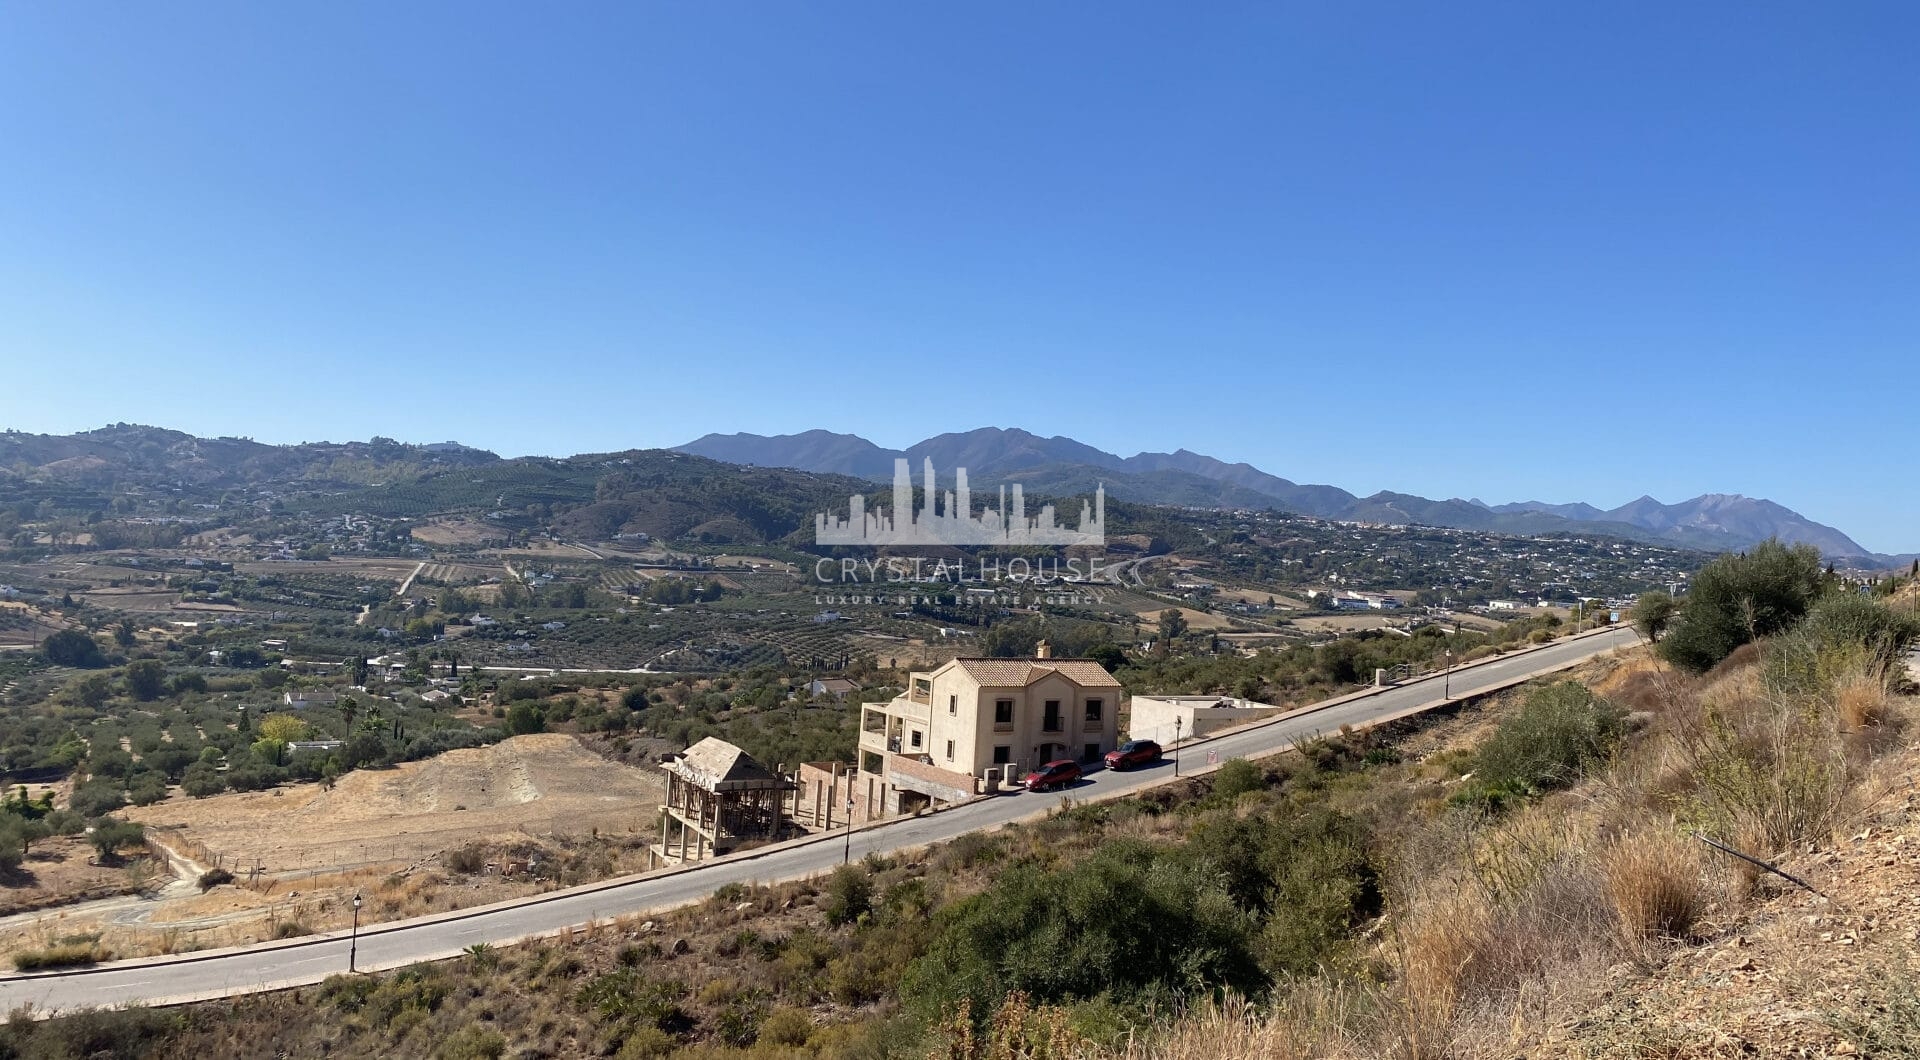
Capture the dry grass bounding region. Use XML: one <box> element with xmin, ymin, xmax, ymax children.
<box><xmin>1835</xmin><ymin>670</ymin><xmax>1891</xmax><ymax>732</ymax></box>
<box><xmin>1602</xmin><ymin>828</ymin><xmax>1705</xmax><ymax>947</ymax></box>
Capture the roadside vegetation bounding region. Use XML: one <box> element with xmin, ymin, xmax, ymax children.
<box><xmin>2</xmin><ymin>539</ymin><xmax>1909</xmax><ymax>1058</ymax></box>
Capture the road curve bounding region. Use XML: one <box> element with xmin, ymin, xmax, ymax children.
<box><xmin>0</xmin><ymin>627</ymin><xmax>1638</xmax><ymax>1017</ymax></box>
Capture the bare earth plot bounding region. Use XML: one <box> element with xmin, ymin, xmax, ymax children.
<box><xmin>129</xmin><ymin>734</ymin><xmax>665</xmax><ymax>876</ymax></box>
<box><xmin>410</xmin><ymin>518</ymin><xmax>503</xmax><ymax>547</ymax></box>
<box><xmin>1291</xmin><ymin>613</ymin><xmax>1400</xmax><ymax>633</ymax></box>
<box><xmin>1133</xmin><ymin>604</ymin><xmax>1236</xmax><ymax>631</ymax></box>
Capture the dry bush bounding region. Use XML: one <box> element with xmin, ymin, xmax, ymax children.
<box><xmin>1118</xmin><ymin>991</ymin><xmax>1376</xmax><ymax>1060</ymax></box>
<box><xmin>1602</xmin><ymin>828</ymin><xmax>1705</xmax><ymax>947</ymax></box>
<box><xmin>1834</xmin><ymin>670</ymin><xmax>1891</xmax><ymax>733</ymax></box>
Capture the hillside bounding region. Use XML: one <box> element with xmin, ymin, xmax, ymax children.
<box><xmin>11</xmin><ymin>570</ymin><xmax>1915</xmax><ymax>1059</ymax></box>
<box><xmin>678</xmin><ymin>426</ymin><xmax>1886</xmax><ymax>559</ymax></box>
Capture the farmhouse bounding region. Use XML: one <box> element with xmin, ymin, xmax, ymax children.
<box><xmin>806</xmin><ymin>677</ymin><xmax>858</xmax><ymax>701</ymax></box>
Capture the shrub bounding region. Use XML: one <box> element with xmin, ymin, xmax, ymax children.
<box><xmin>823</xmin><ymin>864</ymin><xmax>872</xmax><ymax>927</ymax></box>
<box><xmin>436</xmin><ymin>1025</ymin><xmax>507</xmax><ymax>1060</ymax></box>
<box><xmin>901</xmin><ymin>840</ymin><xmax>1262</xmax><ymax>1022</ymax></box>
<box><xmin>12</xmin><ymin>942</ymin><xmax>107</xmax><ymax>970</ymax></box>
<box><xmin>445</xmin><ymin>842</ymin><xmax>488</xmax><ymax>874</ymax></box>
<box><xmin>198</xmin><ymin>867</ymin><xmax>234</xmax><ymax>891</ymax></box>
<box><xmin>1603</xmin><ymin>829</ymin><xmax>1704</xmax><ymax>944</ymax></box>
<box><xmin>1471</xmin><ymin>682</ymin><xmax>1626</xmax><ymax>798</ymax></box>
<box><xmin>759</xmin><ymin>1006</ymin><xmax>813</xmax><ymax>1047</ymax></box>
<box><xmin>1211</xmin><ymin>758</ymin><xmax>1265</xmax><ymax>800</ymax></box>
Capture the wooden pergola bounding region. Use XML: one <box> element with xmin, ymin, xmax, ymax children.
<box><xmin>650</xmin><ymin>737</ymin><xmax>795</xmax><ymax>867</ymax></box>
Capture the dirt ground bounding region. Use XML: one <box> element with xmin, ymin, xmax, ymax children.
<box><xmin>410</xmin><ymin>518</ymin><xmax>503</xmax><ymax>546</ymax></box>
<box><xmin>1135</xmin><ymin>605</ymin><xmax>1236</xmax><ymax>631</ymax></box>
<box><xmin>0</xmin><ymin>837</ymin><xmax>157</xmax><ymax>917</ymax></box>
<box><xmin>1290</xmin><ymin>613</ymin><xmax>1401</xmax><ymax>633</ymax></box>
<box><xmin>129</xmin><ymin>734</ymin><xmax>665</xmax><ymax>877</ymax></box>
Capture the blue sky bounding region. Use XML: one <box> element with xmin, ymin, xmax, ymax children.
<box><xmin>2</xmin><ymin>4</ymin><xmax>1915</xmax><ymax>551</ymax></box>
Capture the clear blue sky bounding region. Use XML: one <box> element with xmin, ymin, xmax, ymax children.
<box><xmin>2</xmin><ymin>4</ymin><xmax>1915</xmax><ymax>551</ymax></box>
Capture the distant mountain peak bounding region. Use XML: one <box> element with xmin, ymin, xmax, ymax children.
<box><xmin>672</xmin><ymin>428</ymin><xmax>1888</xmax><ymax>560</ymax></box>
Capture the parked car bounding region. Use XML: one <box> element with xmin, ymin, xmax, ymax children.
<box><xmin>1104</xmin><ymin>739</ymin><xmax>1163</xmax><ymax>771</ymax></box>
<box><xmin>1024</xmin><ymin>759</ymin><xmax>1082</xmax><ymax>792</ymax></box>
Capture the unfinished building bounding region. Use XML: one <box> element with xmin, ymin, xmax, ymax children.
<box><xmin>649</xmin><ymin>737</ymin><xmax>795</xmax><ymax>867</ymax></box>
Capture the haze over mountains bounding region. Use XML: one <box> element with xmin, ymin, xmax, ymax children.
<box><xmin>680</xmin><ymin>427</ymin><xmax>1894</xmax><ymax>563</ymax></box>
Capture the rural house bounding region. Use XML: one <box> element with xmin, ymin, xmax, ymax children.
<box><xmin>854</xmin><ymin>643</ymin><xmax>1120</xmax><ymax>818</ymax></box>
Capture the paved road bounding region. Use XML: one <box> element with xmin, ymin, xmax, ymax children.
<box><xmin>0</xmin><ymin>627</ymin><xmax>1636</xmax><ymax>1016</ymax></box>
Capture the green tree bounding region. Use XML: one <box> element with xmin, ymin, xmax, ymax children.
<box><xmin>88</xmin><ymin>819</ymin><xmax>145</xmax><ymax>862</ymax></box>
<box><xmin>69</xmin><ymin>780</ymin><xmax>127</xmax><ymax>819</ymax></box>
<box><xmin>1157</xmin><ymin>609</ymin><xmax>1188</xmax><ymax>648</ymax></box>
<box><xmin>41</xmin><ymin>630</ymin><xmax>106</xmax><ymax>668</ymax></box>
<box><xmin>1657</xmin><ymin>540</ymin><xmax>1826</xmax><ymax>672</ymax></box>
<box><xmin>181</xmin><ymin>762</ymin><xmax>226</xmax><ymax>798</ymax></box>
<box><xmin>123</xmin><ymin>660</ymin><xmax>168</xmax><ymax>702</ymax></box>
<box><xmin>127</xmin><ymin>773</ymin><xmax>169</xmax><ymax>807</ymax></box>
<box><xmin>1630</xmin><ymin>590</ymin><xmax>1676</xmax><ymax>643</ymax></box>
<box><xmin>258</xmin><ymin>714</ymin><xmax>309</xmax><ymax>743</ymax></box>
<box><xmin>505</xmin><ymin>703</ymin><xmax>546</xmax><ymax>736</ymax></box>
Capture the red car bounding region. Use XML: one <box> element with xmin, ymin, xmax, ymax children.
<box><xmin>1024</xmin><ymin>759</ymin><xmax>1082</xmax><ymax>792</ymax></box>
<box><xmin>1104</xmin><ymin>739</ymin><xmax>1163</xmax><ymax>771</ymax></box>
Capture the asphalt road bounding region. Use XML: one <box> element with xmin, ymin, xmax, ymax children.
<box><xmin>0</xmin><ymin>626</ymin><xmax>1637</xmax><ymax>1016</ymax></box>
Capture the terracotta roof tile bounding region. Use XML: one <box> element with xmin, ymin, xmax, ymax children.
<box><xmin>949</xmin><ymin>658</ymin><xmax>1121</xmax><ymax>688</ymax></box>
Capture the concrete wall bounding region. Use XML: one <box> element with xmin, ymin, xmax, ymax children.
<box><xmin>1128</xmin><ymin>695</ymin><xmax>1286</xmax><ymax>746</ymax></box>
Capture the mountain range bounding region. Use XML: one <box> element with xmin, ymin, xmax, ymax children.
<box><xmin>679</xmin><ymin>427</ymin><xmax>1894</xmax><ymax>563</ymax></box>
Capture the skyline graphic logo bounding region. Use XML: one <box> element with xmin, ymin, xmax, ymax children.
<box><xmin>815</xmin><ymin>458</ymin><xmax>1105</xmax><ymax>547</ymax></box>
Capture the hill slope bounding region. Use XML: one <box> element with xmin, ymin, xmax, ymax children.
<box><xmin>678</xmin><ymin>426</ymin><xmax>1881</xmax><ymax>558</ymax></box>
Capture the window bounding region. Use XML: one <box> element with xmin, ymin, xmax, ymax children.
<box><xmin>949</xmin><ymin>694</ymin><xmax>957</xmax><ymax>715</ymax></box>
<box><xmin>992</xmin><ymin>745</ymin><xmax>1011</xmax><ymax>764</ymax></box>
<box><xmin>1084</xmin><ymin>698</ymin><xmax>1103</xmax><ymax>722</ymax></box>
<box><xmin>1043</xmin><ymin>700</ymin><xmax>1062</xmax><ymax>732</ymax></box>
<box><xmin>1084</xmin><ymin>743</ymin><xmax>1099</xmax><ymax>762</ymax></box>
<box><xmin>910</xmin><ymin>729</ymin><xmax>923</xmax><ymax>749</ymax></box>
<box><xmin>994</xmin><ymin>699</ymin><xmax>1014</xmax><ymax>727</ymax></box>
<box><xmin>945</xmin><ymin>740</ymin><xmax>955</xmax><ymax>761</ymax></box>
<box><xmin>861</xmin><ymin>751</ymin><xmax>883</xmax><ymax>773</ymax></box>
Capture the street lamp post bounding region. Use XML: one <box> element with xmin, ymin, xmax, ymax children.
<box><xmin>1444</xmin><ymin>650</ymin><xmax>1453</xmax><ymax>700</ymax></box>
<box><xmin>349</xmin><ymin>892</ymin><xmax>362</xmax><ymax>973</ymax></box>
<box><xmin>842</xmin><ymin>797</ymin><xmax>855</xmax><ymax>865</ymax></box>
<box><xmin>1173</xmin><ymin>716</ymin><xmax>1183</xmax><ymax>777</ymax></box>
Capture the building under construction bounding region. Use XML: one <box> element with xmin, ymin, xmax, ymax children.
<box><xmin>650</xmin><ymin>737</ymin><xmax>795</xmax><ymax>867</ymax></box>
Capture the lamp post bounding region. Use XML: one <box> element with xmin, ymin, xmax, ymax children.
<box><xmin>1173</xmin><ymin>716</ymin><xmax>1183</xmax><ymax>777</ymax></box>
<box><xmin>842</xmin><ymin>797</ymin><xmax>855</xmax><ymax>865</ymax></box>
<box><xmin>349</xmin><ymin>891</ymin><xmax>362</xmax><ymax>973</ymax></box>
<box><xmin>1443</xmin><ymin>650</ymin><xmax>1453</xmax><ymax>700</ymax></box>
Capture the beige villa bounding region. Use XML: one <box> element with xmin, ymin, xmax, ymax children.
<box><xmin>854</xmin><ymin>642</ymin><xmax>1121</xmax><ymax>818</ymax></box>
